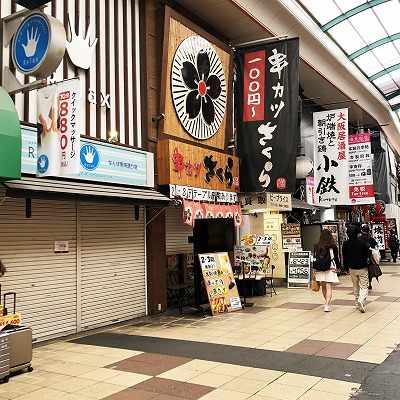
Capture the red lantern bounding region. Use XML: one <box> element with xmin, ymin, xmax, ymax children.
<box><xmin>360</xmin><ymin>205</ymin><xmax>369</xmax><ymax>214</ymax></box>
<box><xmin>371</xmin><ymin>200</ymin><xmax>385</xmax><ymax>216</ymax></box>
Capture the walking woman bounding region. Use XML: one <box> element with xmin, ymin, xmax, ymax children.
<box><xmin>314</xmin><ymin>229</ymin><xmax>340</xmax><ymax>312</ymax></box>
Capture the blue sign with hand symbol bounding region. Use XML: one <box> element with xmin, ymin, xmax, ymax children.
<box><xmin>80</xmin><ymin>144</ymin><xmax>100</xmax><ymax>171</ymax></box>
<box><xmin>12</xmin><ymin>12</ymin><xmax>50</xmax><ymax>74</ymax></box>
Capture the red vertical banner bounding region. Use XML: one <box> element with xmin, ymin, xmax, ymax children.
<box><xmin>243</xmin><ymin>50</ymin><xmax>265</xmax><ymax>122</ymax></box>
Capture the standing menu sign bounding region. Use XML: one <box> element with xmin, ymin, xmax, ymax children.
<box><xmin>198</xmin><ymin>252</ymin><xmax>242</xmax><ymax>315</ymax></box>
<box><xmin>287</xmin><ymin>251</ymin><xmax>311</xmax><ymax>288</ymax></box>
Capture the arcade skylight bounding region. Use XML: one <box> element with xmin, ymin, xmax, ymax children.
<box><xmin>296</xmin><ymin>0</ymin><xmax>400</xmax><ymax>122</ymax></box>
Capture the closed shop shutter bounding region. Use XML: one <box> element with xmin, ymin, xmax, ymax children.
<box><xmin>0</xmin><ymin>190</ymin><xmax>77</xmax><ymax>342</ymax></box>
<box><xmin>165</xmin><ymin>205</ymin><xmax>193</xmax><ymax>255</ymax></box>
<box><xmin>80</xmin><ymin>203</ymin><xmax>146</xmax><ymax>331</ymax></box>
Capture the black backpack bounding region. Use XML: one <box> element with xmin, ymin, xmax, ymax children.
<box><xmin>313</xmin><ymin>248</ymin><xmax>332</xmax><ymax>271</ymax></box>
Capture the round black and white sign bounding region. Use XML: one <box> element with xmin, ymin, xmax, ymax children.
<box><xmin>171</xmin><ymin>36</ymin><xmax>226</xmax><ymax>140</ymax></box>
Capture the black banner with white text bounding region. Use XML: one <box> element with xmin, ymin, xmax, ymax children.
<box><xmin>236</xmin><ymin>38</ymin><xmax>299</xmax><ymax>193</ymax></box>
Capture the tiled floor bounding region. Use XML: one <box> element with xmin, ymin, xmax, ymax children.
<box><xmin>1</xmin><ymin>263</ymin><xmax>400</xmax><ymax>400</ymax></box>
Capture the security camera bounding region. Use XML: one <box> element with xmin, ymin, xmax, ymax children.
<box><xmin>152</xmin><ymin>113</ymin><xmax>165</xmax><ymax>123</ymax></box>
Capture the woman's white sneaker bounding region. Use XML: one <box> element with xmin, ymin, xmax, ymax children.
<box><xmin>324</xmin><ymin>305</ymin><xmax>331</xmax><ymax>312</ymax></box>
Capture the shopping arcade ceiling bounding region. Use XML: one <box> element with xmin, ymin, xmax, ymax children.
<box><xmin>296</xmin><ymin>0</ymin><xmax>400</xmax><ymax>121</ymax></box>
<box><xmin>170</xmin><ymin>0</ymin><xmax>400</xmax><ymax>153</ymax></box>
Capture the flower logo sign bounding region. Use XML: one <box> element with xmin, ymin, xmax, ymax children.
<box><xmin>171</xmin><ymin>36</ymin><xmax>227</xmax><ymax>140</ymax></box>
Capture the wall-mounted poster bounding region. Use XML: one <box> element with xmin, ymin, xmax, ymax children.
<box><xmin>198</xmin><ymin>252</ymin><xmax>242</xmax><ymax>316</ymax></box>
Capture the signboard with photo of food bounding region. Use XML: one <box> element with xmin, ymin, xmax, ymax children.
<box><xmin>234</xmin><ymin>245</ymin><xmax>272</xmax><ymax>276</ymax></box>
<box><xmin>281</xmin><ymin>223</ymin><xmax>302</xmax><ymax>250</ymax></box>
<box><xmin>241</xmin><ymin>234</ymin><xmax>257</xmax><ymax>246</ymax></box>
<box><xmin>198</xmin><ymin>252</ymin><xmax>242</xmax><ymax>316</ymax></box>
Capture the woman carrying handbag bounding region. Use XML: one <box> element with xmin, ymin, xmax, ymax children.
<box><xmin>313</xmin><ymin>229</ymin><xmax>341</xmax><ymax>312</ymax></box>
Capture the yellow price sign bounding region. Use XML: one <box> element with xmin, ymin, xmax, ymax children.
<box><xmin>0</xmin><ymin>313</ymin><xmax>21</xmax><ymax>327</ymax></box>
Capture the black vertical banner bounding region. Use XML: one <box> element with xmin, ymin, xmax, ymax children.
<box><xmin>236</xmin><ymin>38</ymin><xmax>299</xmax><ymax>193</ymax></box>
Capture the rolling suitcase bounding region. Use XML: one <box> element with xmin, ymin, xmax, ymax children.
<box><xmin>2</xmin><ymin>293</ymin><xmax>33</xmax><ymax>375</ymax></box>
<box><xmin>0</xmin><ymin>333</ymin><xmax>10</xmax><ymax>383</ymax></box>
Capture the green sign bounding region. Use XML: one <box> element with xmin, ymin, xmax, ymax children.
<box><xmin>0</xmin><ymin>86</ymin><xmax>21</xmax><ymax>179</ymax></box>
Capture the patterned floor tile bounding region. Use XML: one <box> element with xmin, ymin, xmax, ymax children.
<box><xmin>315</xmin><ymin>342</ymin><xmax>361</xmax><ymax>359</ymax></box>
<box><xmin>276</xmin><ymin>302</ymin><xmax>320</xmax><ymax>310</ymax></box>
<box><xmin>105</xmin><ymin>353</ymin><xmax>191</xmax><ymax>375</ymax></box>
<box><xmin>131</xmin><ymin>377</ymin><xmax>213</xmax><ymax>399</ymax></box>
<box><xmin>285</xmin><ymin>339</ymin><xmax>329</xmax><ymax>355</ymax></box>
<box><xmin>374</xmin><ymin>296</ymin><xmax>399</xmax><ymax>302</ymax></box>
<box><xmin>103</xmin><ymin>388</ymin><xmax>159</xmax><ymax>399</ymax></box>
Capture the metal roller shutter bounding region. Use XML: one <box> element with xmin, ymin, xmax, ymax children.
<box><xmin>0</xmin><ymin>190</ymin><xmax>77</xmax><ymax>342</ymax></box>
<box><xmin>79</xmin><ymin>203</ymin><xmax>146</xmax><ymax>331</ymax></box>
<box><xmin>165</xmin><ymin>205</ymin><xmax>193</xmax><ymax>255</ymax></box>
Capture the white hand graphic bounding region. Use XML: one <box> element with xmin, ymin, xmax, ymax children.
<box><xmin>83</xmin><ymin>146</ymin><xmax>95</xmax><ymax>163</ymax></box>
<box><xmin>66</xmin><ymin>14</ymin><xmax>98</xmax><ymax>69</ymax></box>
<box><xmin>22</xmin><ymin>27</ymin><xmax>40</xmax><ymax>57</ymax></box>
<box><xmin>39</xmin><ymin>157</ymin><xmax>46</xmax><ymax>169</ymax></box>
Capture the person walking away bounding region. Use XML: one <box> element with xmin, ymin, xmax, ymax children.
<box><xmin>314</xmin><ymin>229</ymin><xmax>340</xmax><ymax>312</ymax></box>
<box><xmin>342</xmin><ymin>225</ymin><xmax>371</xmax><ymax>313</ymax></box>
<box><xmin>388</xmin><ymin>230</ymin><xmax>399</xmax><ymax>262</ymax></box>
<box><xmin>359</xmin><ymin>225</ymin><xmax>378</xmax><ymax>290</ymax></box>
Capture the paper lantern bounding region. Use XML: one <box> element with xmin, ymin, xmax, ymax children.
<box><xmin>371</xmin><ymin>200</ymin><xmax>385</xmax><ymax>215</ymax></box>
<box><xmin>296</xmin><ymin>156</ymin><xmax>313</xmax><ymax>179</ymax></box>
<box><xmin>360</xmin><ymin>205</ymin><xmax>369</xmax><ymax>214</ymax></box>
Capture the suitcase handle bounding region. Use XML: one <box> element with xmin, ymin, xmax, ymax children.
<box><xmin>3</xmin><ymin>292</ymin><xmax>16</xmax><ymax>316</ymax></box>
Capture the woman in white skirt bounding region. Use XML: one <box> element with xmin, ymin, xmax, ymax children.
<box><xmin>314</xmin><ymin>229</ymin><xmax>340</xmax><ymax>312</ymax></box>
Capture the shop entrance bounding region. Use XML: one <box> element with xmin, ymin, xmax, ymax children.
<box><xmin>193</xmin><ymin>218</ymin><xmax>235</xmax><ymax>309</ymax></box>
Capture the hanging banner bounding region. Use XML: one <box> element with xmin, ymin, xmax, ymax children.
<box><xmin>348</xmin><ymin>133</ymin><xmax>375</xmax><ymax>205</ymax></box>
<box><xmin>37</xmin><ymin>78</ymin><xmax>81</xmax><ymax>177</ymax></box>
<box><xmin>313</xmin><ymin>108</ymin><xmax>349</xmax><ymax>205</ymax></box>
<box><xmin>236</xmin><ymin>38</ymin><xmax>299</xmax><ymax>193</ymax></box>
<box><xmin>306</xmin><ymin>176</ymin><xmax>315</xmax><ymax>205</ymax></box>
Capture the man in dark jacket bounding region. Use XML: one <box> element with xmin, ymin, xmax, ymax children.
<box><xmin>342</xmin><ymin>225</ymin><xmax>371</xmax><ymax>313</ymax></box>
<box><xmin>388</xmin><ymin>230</ymin><xmax>399</xmax><ymax>262</ymax></box>
<box><xmin>359</xmin><ymin>224</ymin><xmax>378</xmax><ymax>290</ymax></box>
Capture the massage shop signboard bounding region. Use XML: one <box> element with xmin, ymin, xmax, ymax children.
<box><xmin>198</xmin><ymin>252</ymin><xmax>242</xmax><ymax>316</ymax></box>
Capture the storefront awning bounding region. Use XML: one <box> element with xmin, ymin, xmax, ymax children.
<box><xmin>2</xmin><ymin>176</ymin><xmax>171</xmax><ymax>207</ymax></box>
<box><xmin>291</xmin><ymin>198</ymin><xmax>317</xmax><ymax>211</ymax></box>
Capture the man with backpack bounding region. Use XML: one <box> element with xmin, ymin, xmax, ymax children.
<box><xmin>388</xmin><ymin>230</ymin><xmax>399</xmax><ymax>262</ymax></box>
<box><xmin>359</xmin><ymin>225</ymin><xmax>378</xmax><ymax>290</ymax></box>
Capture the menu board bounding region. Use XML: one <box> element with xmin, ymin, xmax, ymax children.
<box><xmin>288</xmin><ymin>251</ymin><xmax>311</xmax><ymax>286</ymax></box>
<box><xmin>281</xmin><ymin>223</ymin><xmax>302</xmax><ymax>250</ymax></box>
<box><xmin>234</xmin><ymin>245</ymin><xmax>272</xmax><ymax>276</ymax></box>
<box><xmin>198</xmin><ymin>252</ymin><xmax>242</xmax><ymax>316</ymax></box>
